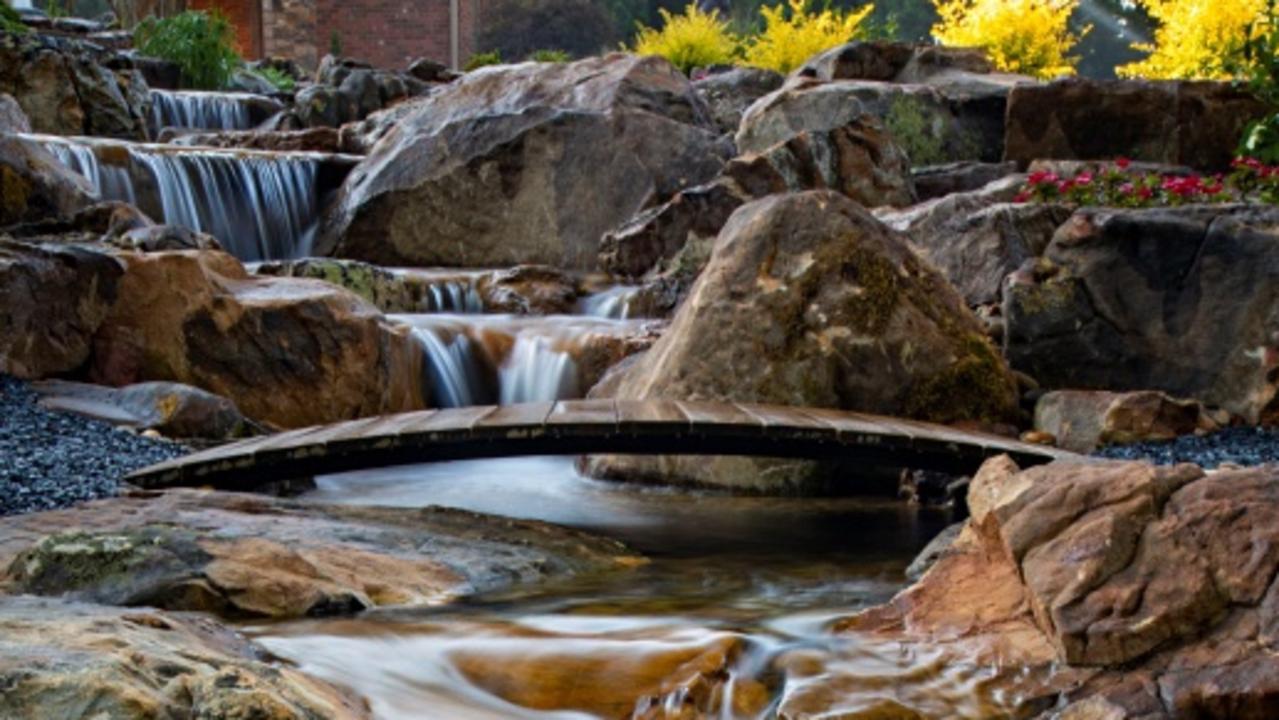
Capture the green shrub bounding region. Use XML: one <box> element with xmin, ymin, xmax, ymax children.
<box><xmin>1231</xmin><ymin>0</ymin><xmax>1279</xmax><ymax>162</ymax></box>
<box><xmin>465</xmin><ymin>50</ymin><xmax>504</xmax><ymax>70</ymax></box>
<box><xmin>1</xmin><ymin>4</ymin><xmax>28</xmax><ymax>34</ymax></box>
<box><xmin>135</xmin><ymin>10</ymin><xmax>241</xmax><ymax>90</ymax></box>
<box><xmin>257</xmin><ymin>66</ymin><xmax>296</xmax><ymax>92</ymax></box>
<box><xmin>529</xmin><ymin>48</ymin><xmax>572</xmax><ymax>62</ymax></box>
<box><xmin>632</xmin><ymin>3</ymin><xmax>741</xmax><ymax>74</ymax></box>
<box><xmin>744</xmin><ymin>0</ymin><xmax>874</xmax><ymax>73</ymax></box>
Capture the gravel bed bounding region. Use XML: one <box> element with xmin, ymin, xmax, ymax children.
<box><xmin>1095</xmin><ymin>426</ymin><xmax>1279</xmax><ymax>468</ymax></box>
<box><xmin>0</xmin><ymin>376</ymin><xmax>188</xmax><ymax>517</ymax></box>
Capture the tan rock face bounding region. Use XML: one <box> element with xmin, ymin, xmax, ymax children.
<box><xmin>0</xmin><ymin>596</ymin><xmax>371</xmax><ymax>719</ymax></box>
<box><xmin>0</xmin><ymin>489</ymin><xmax>641</xmax><ymax>620</ymax></box>
<box><xmin>588</xmin><ymin>191</ymin><xmax>1018</xmax><ymax>491</ymax></box>
<box><xmin>1035</xmin><ymin>389</ymin><xmax>1220</xmax><ymax>453</ymax></box>
<box><xmin>319</xmin><ymin>54</ymin><xmax>729</xmax><ymax>270</ymax></box>
<box><xmin>0</xmin><ymin>240</ymin><xmax>122</xmax><ymax>379</ymax></box>
<box><xmin>0</xmin><ymin>135</ymin><xmax>95</xmax><ymax>226</ymax></box>
<box><xmin>90</xmin><ymin>249</ymin><xmax>423</xmax><ymax>428</ymax></box>
<box><xmin>820</xmin><ymin>458</ymin><xmax>1279</xmax><ymax>718</ymax></box>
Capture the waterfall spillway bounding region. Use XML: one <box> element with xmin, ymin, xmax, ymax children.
<box><xmin>30</xmin><ymin>134</ymin><xmax>339</xmax><ymax>262</ymax></box>
<box><xmin>399</xmin><ymin>314</ymin><xmax>650</xmax><ymax>408</ymax></box>
<box><xmin>578</xmin><ymin>285</ymin><xmax>642</xmax><ymax>319</ymax></box>
<box><xmin>149</xmin><ymin>90</ymin><xmax>273</xmax><ymax>133</ymax></box>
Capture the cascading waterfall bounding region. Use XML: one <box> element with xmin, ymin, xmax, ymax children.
<box><xmin>578</xmin><ymin>285</ymin><xmax>641</xmax><ymax>319</ymax></box>
<box><xmin>148</xmin><ymin>90</ymin><xmax>264</xmax><ymax>132</ymax></box>
<box><xmin>499</xmin><ymin>335</ymin><xmax>577</xmax><ymax>404</ymax></box>
<box><xmin>32</xmin><ymin>134</ymin><xmax>323</xmax><ymax>262</ymax></box>
<box><xmin>411</xmin><ymin>327</ymin><xmax>487</xmax><ymax>408</ymax></box>
<box><xmin>425</xmin><ymin>281</ymin><xmax>484</xmax><ymax>314</ymax></box>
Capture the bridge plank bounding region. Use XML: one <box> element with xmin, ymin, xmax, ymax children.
<box><xmin>413</xmin><ymin>405</ymin><xmax>499</xmax><ymax>434</ymax></box>
<box><xmin>615</xmin><ymin>400</ymin><xmax>689</xmax><ymax>426</ymax></box>
<box><xmin>474</xmin><ymin>402</ymin><xmax>556</xmax><ymax>429</ymax></box>
<box><xmin>738</xmin><ymin>403</ymin><xmax>826</xmax><ymax>430</ymax></box>
<box><xmin>676</xmin><ymin>401</ymin><xmax>763</xmax><ymax>429</ymax></box>
<box><xmin>547</xmin><ymin>400</ymin><xmax>618</xmax><ymax>426</ymax></box>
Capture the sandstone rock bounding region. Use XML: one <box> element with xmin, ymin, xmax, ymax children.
<box><xmin>0</xmin><ymin>489</ymin><xmax>640</xmax><ymax>619</ymax></box>
<box><xmin>797</xmin><ymin>41</ymin><xmax>995</xmax><ymax>83</ymax></box>
<box><xmin>1003</xmin><ymin>205</ymin><xmax>1279</xmax><ymax>423</ymax></box>
<box><xmin>817</xmin><ymin>458</ymin><xmax>1279</xmax><ymax>718</ymax></box>
<box><xmin>90</xmin><ymin>249</ymin><xmax>423</xmax><ymax>428</ymax></box>
<box><xmin>586</xmin><ymin>191</ymin><xmax>1019</xmax><ymax>491</ymax></box>
<box><xmin>599</xmin><ymin>177</ymin><xmax>748</xmax><ymax>278</ymax></box>
<box><xmin>882</xmin><ymin>197</ymin><xmax>1070</xmax><ymax>307</ymax></box>
<box><xmin>0</xmin><ymin>596</ymin><xmax>371</xmax><ymax>719</ymax></box>
<box><xmin>168</xmin><ymin>127</ymin><xmax>342</xmax><ymax>153</ymax></box>
<box><xmin>1035</xmin><ymin>390</ymin><xmax>1220</xmax><ymax>453</ymax></box>
<box><xmin>692</xmin><ymin>66</ymin><xmax>784</xmax><ymax>135</ymax></box>
<box><xmin>1004</xmin><ymin>79</ymin><xmax>1267</xmax><ymax>171</ymax></box>
<box><xmin>912</xmin><ymin>161</ymin><xmax>1019</xmax><ymax>201</ymax></box>
<box><xmin>0</xmin><ymin>92</ymin><xmax>29</xmax><ymax>133</ymax></box>
<box><xmin>0</xmin><ymin>239</ymin><xmax>122</xmax><ymax>378</ymax></box>
<box><xmin>319</xmin><ymin>54</ymin><xmax>729</xmax><ymax>270</ymax></box>
<box><xmin>737</xmin><ymin>76</ymin><xmax>1011</xmax><ymax>165</ymax></box>
<box><xmin>335</xmin><ymin>95</ymin><xmax>431</xmax><ymax>154</ymax></box>
<box><xmin>32</xmin><ymin>379</ymin><xmax>255</xmax><ymax>440</ymax></box>
<box><xmin>0</xmin><ymin>134</ymin><xmax>96</xmax><ymax>226</ymax></box>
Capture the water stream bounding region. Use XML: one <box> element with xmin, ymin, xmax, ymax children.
<box><xmin>148</xmin><ymin>89</ymin><xmax>280</xmax><ymax>133</ymax></box>
<box><xmin>31</xmin><ymin>133</ymin><xmax>333</xmax><ymax>261</ymax></box>
<box><xmin>251</xmin><ymin>457</ymin><xmax>1024</xmax><ymax>719</ymax></box>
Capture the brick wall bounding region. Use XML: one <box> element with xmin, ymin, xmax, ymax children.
<box><xmin>262</xmin><ymin>0</ymin><xmax>318</xmax><ymax>68</ymax></box>
<box><xmin>312</xmin><ymin>0</ymin><xmax>475</xmax><ymax>71</ymax></box>
<box><xmin>190</xmin><ymin>0</ymin><xmax>261</xmax><ymax>58</ymax></box>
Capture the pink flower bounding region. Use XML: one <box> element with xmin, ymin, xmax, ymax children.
<box><xmin>1119</xmin><ymin>182</ymin><xmax>1135</xmax><ymax>195</ymax></box>
<box><xmin>1013</xmin><ymin>191</ymin><xmax>1031</xmax><ymax>203</ymax></box>
<box><xmin>1075</xmin><ymin>172</ymin><xmax>1094</xmax><ymax>186</ymax></box>
<box><xmin>1027</xmin><ymin>170</ymin><xmax>1058</xmax><ymax>186</ymax></box>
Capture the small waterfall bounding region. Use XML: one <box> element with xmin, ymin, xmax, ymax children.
<box><xmin>148</xmin><ymin>90</ymin><xmax>271</xmax><ymax>132</ymax></box>
<box><xmin>33</xmin><ymin>135</ymin><xmax>325</xmax><ymax>262</ymax></box>
<box><xmin>425</xmin><ymin>280</ymin><xmax>484</xmax><ymax>314</ymax></box>
<box><xmin>499</xmin><ymin>335</ymin><xmax>577</xmax><ymax>404</ymax></box>
<box><xmin>411</xmin><ymin>327</ymin><xmax>488</xmax><ymax>408</ymax></box>
<box><xmin>578</xmin><ymin>285</ymin><xmax>641</xmax><ymax>319</ymax></box>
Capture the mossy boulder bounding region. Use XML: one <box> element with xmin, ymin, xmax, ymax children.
<box><xmin>585</xmin><ymin>191</ymin><xmax>1019</xmax><ymax>492</ymax></box>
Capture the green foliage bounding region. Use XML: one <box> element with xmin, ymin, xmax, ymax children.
<box><xmin>465</xmin><ymin>50</ymin><xmax>504</xmax><ymax>70</ymax></box>
<box><xmin>632</xmin><ymin>3</ymin><xmax>741</xmax><ymax>74</ymax></box>
<box><xmin>885</xmin><ymin>96</ymin><xmax>945</xmax><ymax>165</ymax></box>
<box><xmin>135</xmin><ymin>10</ymin><xmax>241</xmax><ymax>90</ymax></box>
<box><xmin>1015</xmin><ymin>158</ymin><xmax>1279</xmax><ymax>207</ymax></box>
<box><xmin>1231</xmin><ymin>0</ymin><xmax>1279</xmax><ymax>162</ymax></box>
<box><xmin>0</xmin><ymin>4</ymin><xmax>28</xmax><ymax>34</ymax></box>
<box><xmin>256</xmin><ymin>66</ymin><xmax>296</xmax><ymax>92</ymax></box>
<box><xmin>744</xmin><ymin>0</ymin><xmax>875</xmax><ymax>73</ymax></box>
<box><xmin>529</xmin><ymin>48</ymin><xmax>573</xmax><ymax>62</ymax></box>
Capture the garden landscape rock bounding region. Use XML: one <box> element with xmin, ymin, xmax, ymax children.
<box><xmin>1034</xmin><ymin>389</ymin><xmax>1221</xmax><ymax>453</ymax></box>
<box><xmin>587</xmin><ymin>191</ymin><xmax>1019</xmax><ymax>491</ymax></box>
<box><xmin>320</xmin><ymin>54</ymin><xmax>729</xmax><ymax>270</ymax></box>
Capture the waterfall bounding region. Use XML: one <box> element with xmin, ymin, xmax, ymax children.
<box><xmin>578</xmin><ymin>286</ymin><xmax>641</xmax><ymax>319</ymax></box>
<box><xmin>33</xmin><ymin>135</ymin><xmax>324</xmax><ymax>262</ymax></box>
<box><xmin>412</xmin><ymin>327</ymin><xmax>489</xmax><ymax>408</ymax></box>
<box><xmin>148</xmin><ymin>90</ymin><xmax>277</xmax><ymax>132</ymax></box>
<box><xmin>425</xmin><ymin>281</ymin><xmax>484</xmax><ymax>314</ymax></box>
<box><xmin>499</xmin><ymin>335</ymin><xmax>577</xmax><ymax>404</ymax></box>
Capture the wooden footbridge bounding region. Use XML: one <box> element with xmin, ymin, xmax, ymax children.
<box><xmin>127</xmin><ymin>400</ymin><xmax>1072</xmax><ymax>491</ymax></box>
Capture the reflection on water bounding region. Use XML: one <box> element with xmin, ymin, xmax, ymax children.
<box><xmin>253</xmin><ymin>458</ymin><xmax>1026</xmax><ymax>719</ymax></box>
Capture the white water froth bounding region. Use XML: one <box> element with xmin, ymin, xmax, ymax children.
<box><xmin>34</xmin><ymin>135</ymin><xmax>322</xmax><ymax>261</ymax></box>
<box><xmin>149</xmin><ymin>90</ymin><xmax>266</xmax><ymax>132</ymax></box>
<box><xmin>577</xmin><ymin>285</ymin><xmax>641</xmax><ymax>319</ymax></box>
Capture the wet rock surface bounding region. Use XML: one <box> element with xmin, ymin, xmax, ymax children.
<box><xmin>0</xmin><ymin>596</ymin><xmax>372</xmax><ymax>719</ymax></box>
<box><xmin>0</xmin><ymin>488</ymin><xmax>642</xmax><ymax>619</ymax></box>
<box><xmin>0</xmin><ymin>376</ymin><xmax>186</xmax><ymax>517</ymax></box>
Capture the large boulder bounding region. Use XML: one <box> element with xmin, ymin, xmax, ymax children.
<box><xmin>319</xmin><ymin>54</ymin><xmax>730</xmax><ymax>270</ymax></box>
<box><xmin>0</xmin><ymin>489</ymin><xmax>639</xmax><ymax>620</ymax></box>
<box><xmin>1004</xmin><ymin>79</ymin><xmax>1267</xmax><ymax>171</ymax></box>
<box><xmin>1003</xmin><ymin>205</ymin><xmax>1279</xmax><ymax>423</ymax></box>
<box><xmin>692</xmin><ymin>66</ymin><xmax>784</xmax><ymax>135</ymax></box>
<box><xmin>0</xmin><ymin>240</ymin><xmax>123</xmax><ymax>379</ymax></box>
<box><xmin>89</xmin><ymin>249</ymin><xmax>423</xmax><ymax>428</ymax></box>
<box><xmin>0</xmin><ymin>32</ymin><xmax>149</xmax><ymax>140</ymax></box>
<box><xmin>797</xmin><ymin>41</ymin><xmax>995</xmax><ymax>83</ymax></box>
<box><xmin>586</xmin><ymin>191</ymin><xmax>1019</xmax><ymax>491</ymax></box>
<box><xmin>1034</xmin><ymin>389</ymin><xmax>1220</xmax><ymax>453</ymax></box>
<box><xmin>882</xmin><ymin>194</ymin><xmax>1070</xmax><ymax>307</ymax></box>
<box><xmin>0</xmin><ymin>134</ymin><xmax>96</xmax><ymax>226</ymax></box>
<box><xmin>737</xmin><ymin>76</ymin><xmax>1013</xmax><ymax>165</ymax></box>
<box><xmin>807</xmin><ymin>458</ymin><xmax>1279</xmax><ymax>718</ymax></box>
<box><xmin>0</xmin><ymin>597</ymin><xmax>370</xmax><ymax>719</ymax></box>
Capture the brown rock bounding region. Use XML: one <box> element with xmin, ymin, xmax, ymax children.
<box><xmin>0</xmin><ymin>239</ymin><xmax>123</xmax><ymax>379</ymax></box>
<box><xmin>0</xmin><ymin>134</ymin><xmax>96</xmax><ymax>226</ymax></box>
<box><xmin>89</xmin><ymin>249</ymin><xmax>423</xmax><ymax>428</ymax></box>
<box><xmin>319</xmin><ymin>54</ymin><xmax>728</xmax><ymax>270</ymax></box>
<box><xmin>1004</xmin><ymin>79</ymin><xmax>1266</xmax><ymax>171</ymax></box>
<box><xmin>587</xmin><ymin>191</ymin><xmax>1018</xmax><ymax>491</ymax></box>
<box><xmin>1035</xmin><ymin>390</ymin><xmax>1219</xmax><ymax>454</ymax></box>
<box><xmin>0</xmin><ymin>92</ymin><xmax>30</xmax><ymax>133</ymax></box>
<box><xmin>31</xmin><ymin>379</ymin><xmax>255</xmax><ymax>440</ymax></box>
<box><xmin>692</xmin><ymin>66</ymin><xmax>784</xmax><ymax>135</ymax></box>
<box><xmin>169</xmin><ymin>127</ymin><xmax>343</xmax><ymax>153</ymax></box>
<box><xmin>0</xmin><ymin>596</ymin><xmax>370</xmax><ymax>719</ymax></box>
<box><xmin>797</xmin><ymin>41</ymin><xmax>995</xmax><ymax>83</ymax></box>
<box><xmin>0</xmin><ymin>489</ymin><xmax>640</xmax><ymax>620</ymax></box>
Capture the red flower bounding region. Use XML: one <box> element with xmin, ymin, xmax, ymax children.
<box><xmin>1137</xmin><ymin>186</ymin><xmax>1154</xmax><ymax>199</ymax></box>
<box><xmin>1115</xmin><ymin>157</ymin><xmax>1131</xmax><ymax>170</ymax></box>
<box><xmin>1075</xmin><ymin>172</ymin><xmax>1094</xmax><ymax>186</ymax></box>
<box><xmin>1027</xmin><ymin>170</ymin><xmax>1058</xmax><ymax>186</ymax></box>
<box><xmin>1013</xmin><ymin>191</ymin><xmax>1031</xmax><ymax>203</ymax></box>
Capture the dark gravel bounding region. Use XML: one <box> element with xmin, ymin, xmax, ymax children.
<box><xmin>1095</xmin><ymin>426</ymin><xmax>1279</xmax><ymax>468</ymax></box>
<box><xmin>1</xmin><ymin>375</ymin><xmax>188</xmax><ymax>517</ymax></box>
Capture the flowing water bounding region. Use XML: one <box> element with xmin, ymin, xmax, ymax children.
<box><xmin>29</xmin><ymin>134</ymin><xmax>334</xmax><ymax>261</ymax></box>
<box><xmin>397</xmin><ymin>313</ymin><xmax>654</xmax><ymax>407</ymax></box>
<box><xmin>252</xmin><ymin>457</ymin><xmax>1029</xmax><ymax>719</ymax></box>
<box><xmin>577</xmin><ymin>285</ymin><xmax>643</xmax><ymax>320</ymax></box>
<box><xmin>148</xmin><ymin>89</ymin><xmax>280</xmax><ymax>133</ymax></box>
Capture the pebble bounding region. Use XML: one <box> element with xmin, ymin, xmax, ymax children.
<box><xmin>0</xmin><ymin>375</ymin><xmax>188</xmax><ymax>517</ymax></box>
<box><xmin>1096</xmin><ymin>426</ymin><xmax>1279</xmax><ymax>468</ymax></box>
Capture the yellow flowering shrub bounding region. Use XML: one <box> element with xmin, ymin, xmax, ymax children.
<box><xmin>931</xmin><ymin>0</ymin><xmax>1083</xmax><ymax>79</ymax></box>
<box><xmin>744</xmin><ymin>0</ymin><xmax>875</xmax><ymax>74</ymax></box>
<box><xmin>1118</xmin><ymin>0</ymin><xmax>1266</xmax><ymax>79</ymax></box>
<box><xmin>632</xmin><ymin>3</ymin><xmax>741</xmax><ymax>74</ymax></box>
